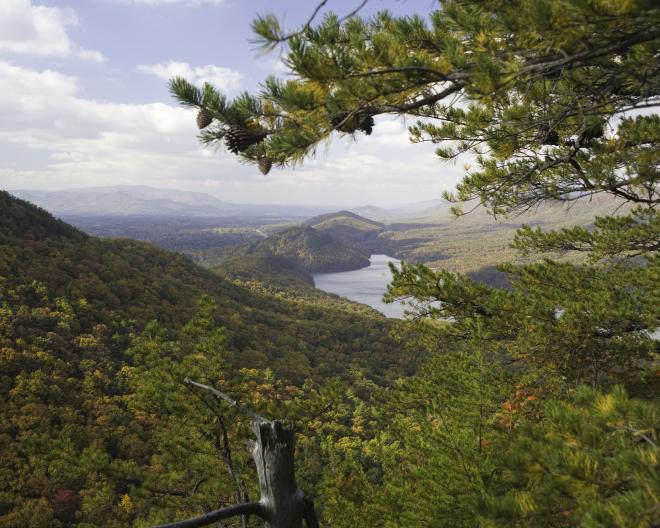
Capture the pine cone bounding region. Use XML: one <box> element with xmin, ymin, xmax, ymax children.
<box><xmin>225</xmin><ymin>127</ymin><xmax>267</xmax><ymax>154</ymax></box>
<box><xmin>539</xmin><ymin>124</ymin><xmax>559</xmax><ymax>146</ymax></box>
<box><xmin>359</xmin><ymin>115</ymin><xmax>374</xmax><ymax>135</ymax></box>
<box><xmin>331</xmin><ymin>112</ymin><xmax>375</xmax><ymax>135</ymax></box>
<box><xmin>196</xmin><ymin>110</ymin><xmax>213</xmax><ymax>130</ymax></box>
<box><xmin>258</xmin><ymin>156</ymin><xmax>273</xmax><ymax>175</ymax></box>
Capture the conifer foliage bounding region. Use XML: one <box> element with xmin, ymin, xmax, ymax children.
<box><xmin>170</xmin><ymin>0</ymin><xmax>659</xmax><ymax>386</ymax></box>
<box><xmin>171</xmin><ymin>1</ymin><xmax>659</xmax><ymax>207</ymax></box>
<box><xmin>169</xmin><ymin>1</ymin><xmax>659</xmax><ymax>526</ymax></box>
<box><xmin>479</xmin><ymin>386</ymin><xmax>659</xmax><ymax>527</ymax></box>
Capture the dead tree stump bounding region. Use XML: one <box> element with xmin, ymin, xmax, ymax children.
<box><xmin>251</xmin><ymin>420</ymin><xmax>314</xmax><ymax>528</ymax></box>
<box><xmin>153</xmin><ymin>381</ymin><xmax>319</xmax><ymax>528</ymax></box>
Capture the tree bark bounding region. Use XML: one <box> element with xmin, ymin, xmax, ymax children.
<box><xmin>152</xmin><ymin>414</ymin><xmax>319</xmax><ymax>528</ymax></box>
<box><xmin>251</xmin><ymin>421</ymin><xmax>307</xmax><ymax>528</ymax></box>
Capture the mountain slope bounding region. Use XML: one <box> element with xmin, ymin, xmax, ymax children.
<box><xmin>305</xmin><ymin>210</ymin><xmax>383</xmax><ymax>231</ymax></box>
<box><xmin>217</xmin><ymin>247</ymin><xmax>315</xmax><ymax>288</ymax></box>
<box><xmin>0</xmin><ymin>190</ymin><xmax>402</xmax><ymax>379</ymax></box>
<box><xmin>0</xmin><ymin>190</ymin><xmax>414</xmax><ymax>526</ymax></box>
<box><xmin>305</xmin><ymin>210</ymin><xmax>394</xmax><ymax>256</ymax></box>
<box><xmin>233</xmin><ymin>225</ymin><xmax>371</xmax><ymax>273</ymax></box>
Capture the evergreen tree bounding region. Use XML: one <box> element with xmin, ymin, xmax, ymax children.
<box><xmin>319</xmin><ymin>341</ymin><xmax>511</xmax><ymax>527</ymax></box>
<box><xmin>169</xmin><ymin>1</ymin><xmax>659</xmax><ymax>389</ymax></box>
<box><xmin>165</xmin><ymin>2</ymin><xmax>660</xmax><ymax>526</ymax></box>
<box><xmin>479</xmin><ymin>386</ymin><xmax>659</xmax><ymax>527</ymax></box>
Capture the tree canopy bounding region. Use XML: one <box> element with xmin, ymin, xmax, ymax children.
<box><xmin>168</xmin><ymin>5</ymin><xmax>659</xmax><ymax>524</ymax></box>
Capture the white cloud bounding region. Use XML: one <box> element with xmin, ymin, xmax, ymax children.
<box><xmin>0</xmin><ymin>61</ymin><xmax>224</xmax><ymax>189</ymax></box>
<box><xmin>0</xmin><ymin>61</ymin><xmax>78</xmax><ymax>96</ymax></box>
<box><xmin>371</xmin><ymin>118</ymin><xmax>413</xmax><ymax>149</ymax></box>
<box><xmin>0</xmin><ymin>62</ymin><xmax>458</xmax><ymax>206</ymax></box>
<box><xmin>0</xmin><ymin>0</ymin><xmax>104</xmax><ymax>61</ymax></box>
<box><xmin>137</xmin><ymin>61</ymin><xmax>244</xmax><ymax>94</ymax></box>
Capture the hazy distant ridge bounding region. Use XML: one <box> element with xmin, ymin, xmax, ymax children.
<box><xmin>9</xmin><ymin>186</ymin><xmax>334</xmax><ymax>218</ymax></box>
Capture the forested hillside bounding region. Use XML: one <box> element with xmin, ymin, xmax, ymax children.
<box><xmin>0</xmin><ymin>191</ymin><xmax>416</xmax><ymax>527</ymax></box>
<box><xmin>217</xmin><ymin>247</ymin><xmax>315</xmax><ymax>288</ymax></box>
<box><xmin>230</xmin><ymin>225</ymin><xmax>370</xmax><ymax>272</ymax></box>
<box><xmin>305</xmin><ymin>210</ymin><xmax>394</xmax><ymax>256</ymax></box>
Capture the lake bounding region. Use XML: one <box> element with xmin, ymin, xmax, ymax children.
<box><xmin>312</xmin><ymin>254</ymin><xmax>406</xmax><ymax>318</ymax></box>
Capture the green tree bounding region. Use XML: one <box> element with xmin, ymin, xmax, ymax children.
<box><xmin>479</xmin><ymin>385</ymin><xmax>659</xmax><ymax>527</ymax></box>
<box><xmin>319</xmin><ymin>341</ymin><xmax>511</xmax><ymax>527</ymax></box>
<box><xmin>167</xmin><ymin>2</ymin><xmax>659</xmax><ymax>525</ymax></box>
<box><xmin>169</xmin><ymin>1</ymin><xmax>659</xmax><ymax>390</ymax></box>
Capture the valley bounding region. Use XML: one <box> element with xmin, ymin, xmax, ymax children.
<box><xmin>16</xmin><ymin>186</ymin><xmax>630</xmax><ymax>301</ymax></box>
<box><xmin>5</xmin><ymin>186</ymin><xmax>632</xmax><ymax>326</ymax></box>
<box><xmin>7</xmin><ymin>186</ymin><xmax>632</xmax><ymax>323</ymax></box>
<box><xmin>1</xmin><ymin>2</ymin><xmax>656</xmax><ymax>526</ymax></box>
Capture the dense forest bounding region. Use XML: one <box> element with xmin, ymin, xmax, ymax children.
<box><xmin>2</xmin><ymin>0</ymin><xmax>660</xmax><ymax>527</ymax></box>
<box><xmin>0</xmin><ymin>191</ymin><xmax>423</xmax><ymax>526</ymax></box>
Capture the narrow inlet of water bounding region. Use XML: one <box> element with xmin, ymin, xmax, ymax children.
<box><xmin>312</xmin><ymin>254</ymin><xmax>406</xmax><ymax>318</ymax></box>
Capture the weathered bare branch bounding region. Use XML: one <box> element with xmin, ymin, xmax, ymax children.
<box><xmin>257</xmin><ymin>0</ymin><xmax>369</xmax><ymax>47</ymax></box>
<box><xmin>185</xmin><ymin>383</ymin><xmax>251</xmax><ymax>527</ymax></box>
<box><xmin>302</xmin><ymin>496</ymin><xmax>320</xmax><ymax>528</ymax></box>
<box><xmin>183</xmin><ymin>378</ymin><xmax>269</xmax><ymax>423</ymax></box>
<box><xmin>151</xmin><ymin>501</ymin><xmax>263</xmax><ymax>528</ymax></box>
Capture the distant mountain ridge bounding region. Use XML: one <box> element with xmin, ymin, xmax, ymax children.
<box><xmin>8</xmin><ymin>185</ymin><xmax>453</xmax><ymax>221</ymax></box>
<box><xmin>350</xmin><ymin>199</ymin><xmax>448</xmax><ymax>222</ymax></box>
<box><xmin>8</xmin><ymin>186</ymin><xmax>335</xmax><ymax>218</ymax></box>
<box><xmin>11</xmin><ymin>186</ymin><xmax>236</xmax><ymax>216</ymax></box>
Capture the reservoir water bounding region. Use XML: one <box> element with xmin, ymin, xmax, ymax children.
<box><xmin>312</xmin><ymin>254</ymin><xmax>406</xmax><ymax>318</ymax></box>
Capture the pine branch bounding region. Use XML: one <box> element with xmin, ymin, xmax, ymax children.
<box><xmin>251</xmin><ymin>0</ymin><xmax>369</xmax><ymax>51</ymax></box>
<box><xmin>169</xmin><ymin>77</ymin><xmax>202</xmax><ymax>108</ymax></box>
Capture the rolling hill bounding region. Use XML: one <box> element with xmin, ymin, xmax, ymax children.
<box><xmin>304</xmin><ymin>210</ymin><xmax>394</xmax><ymax>256</ymax></box>
<box><xmin>230</xmin><ymin>225</ymin><xmax>371</xmax><ymax>273</ymax></box>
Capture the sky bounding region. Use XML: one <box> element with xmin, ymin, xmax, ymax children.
<box><xmin>0</xmin><ymin>0</ymin><xmax>465</xmax><ymax>206</ymax></box>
